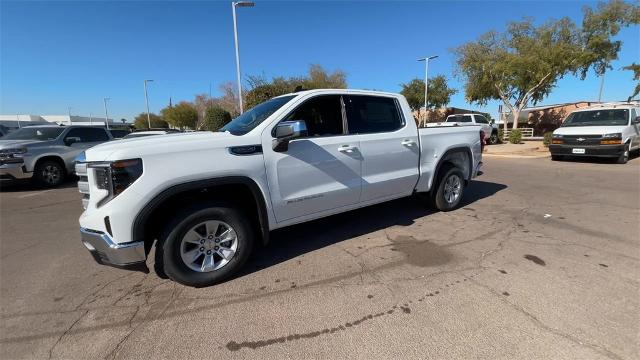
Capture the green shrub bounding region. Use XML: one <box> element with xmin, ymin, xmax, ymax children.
<box><xmin>498</xmin><ymin>128</ymin><xmax>504</xmax><ymax>143</ymax></box>
<box><xmin>202</xmin><ymin>106</ymin><xmax>232</xmax><ymax>131</ymax></box>
<box><xmin>543</xmin><ymin>132</ymin><xmax>554</xmax><ymax>147</ymax></box>
<box><xmin>509</xmin><ymin>129</ymin><xmax>523</xmax><ymax>144</ymax></box>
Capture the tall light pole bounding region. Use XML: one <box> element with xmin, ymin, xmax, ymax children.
<box><xmin>232</xmin><ymin>1</ymin><xmax>255</xmax><ymax>115</ymax></box>
<box><xmin>103</xmin><ymin>98</ymin><xmax>111</xmax><ymax>130</ymax></box>
<box><xmin>144</xmin><ymin>79</ymin><xmax>154</xmax><ymax>128</ymax></box>
<box><xmin>417</xmin><ymin>55</ymin><xmax>439</xmax><ymax>118</ymax></box>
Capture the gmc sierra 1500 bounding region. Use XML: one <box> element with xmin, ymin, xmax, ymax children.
<box><xmin>76</xmin><ymin>89</ymin><xmax>484</xmax><ymax>287</ymax></box>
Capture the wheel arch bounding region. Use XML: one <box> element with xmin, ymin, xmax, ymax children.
<box><xmin>132</xmin><ymin>176</ymin><xmax>270</xmax><ymax>255</ymax></box>
<box><xmin>431</xmin><ymin>147</ymin><xmax>473</xmax><ymax>193</ymax></box>
<box><xmin>33</xmin><ymin>155</ymin><xmax>67</xmax><ymax>174</ymax></box>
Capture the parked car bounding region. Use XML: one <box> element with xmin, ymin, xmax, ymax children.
<box><xmin>122</xmin><ymin>129</ymin><xmax>180</xmax><ymax>139</ymax></box>
<box><xmin>0</xmin><ymin>125</ymin><xmax>113</xmax><ymax>187</ymax></box>
<box><xmin>108</xmin><ymin>129</ymin><xmax>132</xmax><ymax>139</ymax></box>
<box><xmin>549</xmin><ymin>102</ymin><xmax>640</xmax><ymax>164</ymax></box>
<box><xmin>445</xmin><ymin>113</ymin><xmax>499</xmax><ymax>144</ymax></box>
<box><xmin>75</xmin><ymin>89</ymin><xmax>484</xmax><ymax>287</ymax></box>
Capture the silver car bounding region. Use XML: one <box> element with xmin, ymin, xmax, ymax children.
<box><xmin>0</xmin><ymin>125</ymin><xmax>113</xmax><ymax>187</ymax></box>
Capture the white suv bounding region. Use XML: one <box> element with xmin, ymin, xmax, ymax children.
<box><xmin>549</xmin><ymin>102</ymin><xmax>640</xmax><ymax>164</ymax></box>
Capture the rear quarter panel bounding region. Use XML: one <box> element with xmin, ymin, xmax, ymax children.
<box><xmin>415</xmin><ymin>125</ymin><xmax>482</xmax><ymax>192</ymax></box>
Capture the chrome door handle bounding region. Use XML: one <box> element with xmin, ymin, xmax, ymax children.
<box><xmin>401</xmin><ymin>139</ymin><xmax>416</xmax><ymax>147</ymax></box>
<box><xmin>338</xmin><ymin>145</ymin><xmax>357</xmax><ymax>153</ymax></box>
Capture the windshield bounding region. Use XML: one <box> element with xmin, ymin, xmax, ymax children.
<box><xmin>2</xmin><ymin>127</ymin><xmax>65</xmax><ymax>141</ymax></box>
<box><xmin>562</xmin><ymin>109</ymin><xmax>629</xmax><ymax>127</ymax></box>
<box><xmin>221</xmin><ymin>95</ymin><xmax>296</xmax><ymax>135</ymax></box>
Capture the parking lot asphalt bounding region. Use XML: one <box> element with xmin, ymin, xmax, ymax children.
<box><xmin>1</xmin><ymin>156</ymin><xmax>639</xmax><ymax>359</ymax></box>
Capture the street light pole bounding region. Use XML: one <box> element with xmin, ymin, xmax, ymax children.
<box><xmin>232</xmin><ymin>1</ymin><xmax>255</xmax><ymax>115</ymax></box>
<box><xmin>144</xmin><ymin>79</ymin><xmax>154</xmax><ymax>128</ymax></box>
<box><xmin>103</xmin><ymin>98</ymin><xmax>111</xmax><ymax>130</ymax></box>
<box><xmin>417</xmin><ymin>55</ymin><xmax>439</xmax><ymax>123</ymax></box>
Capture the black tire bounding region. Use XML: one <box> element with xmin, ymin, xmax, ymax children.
<box><xmin>489</xmin><ymin>131</ymin><xmax>499</xmax><ymax>145</ymax></box>
<box><xmin>432</xmin><ymin>164</ymin><xmax>465</xmax><ymax>211</ymax></box>
<box><xmin>616</xmin><ymin>144</ymin><xmax>630</xmax><ymax>164</ymax></box>
<box><xmin>551</xmin><ymin>154</ymin><xmax>564</xmax><ymax>161</ymax></box>
<box><xmin>33</xmin><ymin>160</ymin><xmax>65</xmax><ymax>188</ymax></box>
<box><xmin>158</xmin><ymin>202</ymin><xmax>254</xmax><ymax>287</ymax></box>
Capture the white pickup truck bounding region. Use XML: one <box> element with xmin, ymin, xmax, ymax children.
<box><xmin>76</xmin><ymin>89</ymin><xmax>483</xmax><ymax>287</ymax></box>
<box><xmin>445</xmin><ymin>113</ymin><xmax>499</xmax><ymax>145</ymax></box>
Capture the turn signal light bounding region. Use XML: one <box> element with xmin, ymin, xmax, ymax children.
<box><xmin>551</xmin><ymin>139</ymin><xmax>563</xmax><ymax>144</ymax></box>
<box><xmin>600</xmin><ymin>139</ymin><xmax>622</xmax><ymax>145</ymax></box>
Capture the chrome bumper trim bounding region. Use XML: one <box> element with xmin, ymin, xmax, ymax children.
<box><xmin>80</xmin><ymin>227</ymin><xmax>145</xmax><ymax>266</ymax></box>
<box><xmin>0</xmin><ymin>163</ymin><xmax>33</xmax><ymax>180</ymax></box>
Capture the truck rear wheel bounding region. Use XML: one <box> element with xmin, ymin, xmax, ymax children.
<box><xmin>489</xmin><ymin>131</ymin><xmax>499</xmax><ymax>145</ymax></box>
<box><xmin>158</xmin><ymin>203</ymin><xmax>254</xmax><ymax>287</ymax></box>
<box><xmin>432</xmin><ymin>164</ymin><xmax>465</xmax><ymax>211</ymax></box>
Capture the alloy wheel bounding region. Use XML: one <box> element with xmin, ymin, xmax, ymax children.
<box><xmin>180</xmin><ymin>220</ymin><xmax>238</xmax><ymax>272</ymax></box>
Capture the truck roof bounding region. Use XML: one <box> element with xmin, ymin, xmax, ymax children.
<box><xmin>277</xmin><ymin>88</ymin><xmax>401</xmax><ymax>98</ymax></box>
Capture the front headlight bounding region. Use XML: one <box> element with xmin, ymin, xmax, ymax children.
<box><xmin>602</xmin><ymin>133</ymin><xmax>622</xmax><ymax>139</ymax></box>
<box><xmin>90</xmin><ymin>158</ymin><xmax>143</xmax><ymax>206</ymax></box>
<box><xmin>551</xmin><ymin>134</ymin><xmax>563</xmax><ymax>144</ymax></box>
<box><xmin>601</xmin><ymin>133</ymin><xmax>622</xmax><ymax>145</ymax></box>
<box><xmin>0</xmin><ymin>147</ymin><xmax>28</xmax><ymax>163</ymax></box>
<box><xmin>552</xmin><ymin>134</ymin><xmax>563</xmax><ymax>139</ymax></box>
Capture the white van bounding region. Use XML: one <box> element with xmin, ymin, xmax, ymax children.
<box><xmin>549</xmin><ymin>102</ymin><xmax>640</xmax><ymax>164</ymax></box>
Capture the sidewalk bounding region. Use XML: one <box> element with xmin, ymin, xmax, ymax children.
<box><xmin>484</xmin><ymin>140</ymin><xmax>550</xmax><ymax>158</ymax></box>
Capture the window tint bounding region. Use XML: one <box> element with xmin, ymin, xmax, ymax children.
<box><xmin>345</xmin><ymin>95</ymin><xmax>403</xmax><ymax>133</ymax></box>
<box><xmin>65</xmin><ymin>128</ymin><xmax>109</xmax><ymax>142</ymax></box>
<box><xmin>285</xmin><ymin>95</ymin><xmax>343</xmax><ymax>137</ymax></box>
<box><xmin>475</xmin><ymin>115</ymin><xmax>489</xmax><ymax>124</ymax></box>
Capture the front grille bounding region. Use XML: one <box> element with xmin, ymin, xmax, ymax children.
<box><xmin>76</xmin><ymin>162</ymin><xmax>90</xmax><ymax>209</ymax></box>
<box><xmin>563</xmin><ymin>135</ymin><xmax>602</xmax><ymax>146</ymax></box>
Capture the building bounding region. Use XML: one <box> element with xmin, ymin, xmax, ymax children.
<box><xmin>0</xmin><ymin>114</ymin><xmax>119</xmax><ymax>131</ymax></box>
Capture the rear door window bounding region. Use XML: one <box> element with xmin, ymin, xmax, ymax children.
<box><xmin>344</xmin><ymin>95</ymin><xmax>404</xmax><ymax>134</ymax></box>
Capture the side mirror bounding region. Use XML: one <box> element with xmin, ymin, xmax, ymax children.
<box><xmin>64</xmin><ymin>137</ymin><xmax>81</xmax><ymax>146</ymax></box>
<box><xmin>273</xmin><ymin>120</ymin><xmax>307</xmax><ymax>152</ymax></box>
<box><xmin>633</xmin><ymin>116</ymin><xmax>640</xmax><ymax>124</ymax></box>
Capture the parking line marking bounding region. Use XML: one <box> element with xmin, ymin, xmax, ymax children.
<box><xmin>17</xmin><ymin>190</ymin><xmax>54</xmax><ymax>199</ymax></box>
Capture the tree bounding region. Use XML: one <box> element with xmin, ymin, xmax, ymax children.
<box><xmin>244</xmin><ymin>64</ymin><xmax>348</xmax><ymax>109</ymax></box>
<box><xmin>161</xmin><ymin>102</ymin><xmax>198</xmax><ymax>130</ymax></box>
<box><xmin>133</xmin><ymin>113</ymin><xmax>168</xmax><ymax>129</ymax></box>
<box><xmin>400</xmin><ymin>76</ymin><xmax>457</xmax><ymax>125</ymax></box>
<box><xmin>454</xmin><ymin>0</ymin><xmax>639</xmax><ymax>130</ymax></box>
<box><xmin>202</xmin><ymin>106</ymin><xmax>232</xmax><ymax>131</ymax></box>
<box><xmin>623</xmin><ymin>63</ymin><xmax>640</xmax><ymax>101</ymax></box>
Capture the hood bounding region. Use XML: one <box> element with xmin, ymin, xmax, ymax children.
<box><xmin>553</xmin><ymin>125</ymin><xmax>627</xmax><ymax>136</ymax></box>
<box><xmin>0</xmin><ymin>139</ymin><xmax>47</xmax><ymax>149</ymax></box>
<box><xmin>85</xmin><ymin>131</ymin><xmax>249</xmax><ymax>161</ymax></box>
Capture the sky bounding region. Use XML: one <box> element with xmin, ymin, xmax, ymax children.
<box><xmin>1</xmin><ymin>0</ymin><xmax>638</xmax><ymax>122</ymax></box>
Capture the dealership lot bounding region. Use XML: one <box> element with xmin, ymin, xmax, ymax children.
<box><xmin>1</xmin><ymin>157</ymin><xmax>638</xmax><ymax>359</ymax></box>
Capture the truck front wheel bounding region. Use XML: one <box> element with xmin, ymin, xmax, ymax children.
<box><xmin>432</xmin><ymin>165</ymin><xmax>465</xmax><ymax>211</ymax></box>
<box><xmin>158</xmin><ymin>203</ymin><xmax>254</xmax><ymax>287</ymax></box>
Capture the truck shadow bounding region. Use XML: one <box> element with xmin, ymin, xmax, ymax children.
<box><xmin>236</xmin><ymin>180</ymin><xmax>507</xmax><ymax>280</ymax></box>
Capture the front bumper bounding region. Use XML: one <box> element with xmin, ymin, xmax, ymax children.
<box><xmin>0</xmin><ymin>162</ymin><xmax>32</xmax><ymax>181</ymax></box>
<box><xmin>80</xmin><ymin>227</ymin><xmax>148</xmax><ymax>272</ymax></box>
<box><xmin>548</xmin><ymin>144</ymin><xmax>625</xmax><ymax>158</ymax></box>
